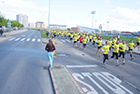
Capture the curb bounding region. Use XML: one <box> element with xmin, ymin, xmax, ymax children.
<box><xmin>49</xmin><ymin>67</ymin><xmax>59</xmax><ymax>94</ymax></box>
<box><xmin>0</xmin><ymin>36</ymin><xmax>13</xmax><ymax>42</ymax></box>
<box><xmin>49</xmin><ymin>64</ymin><xmax>83</xmax><ymax>94</ymax></box>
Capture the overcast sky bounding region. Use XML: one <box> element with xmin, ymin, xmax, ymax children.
<box><xmin>0</xmin><ymin>0</ymin><xmax>140</xmax><ymax>31</ymax></box>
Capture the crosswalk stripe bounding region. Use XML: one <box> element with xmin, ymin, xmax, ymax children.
<box><xmin>37</xmin><ymin>39</ymin><xmax>41</xmax><ymax>42</ymax></box>
<box><xmin>15</xmin><ymin>38</ymin><xmax>21</xmax><ymax>41</ymax></box>
<box><xmin>66</xmin><ymin>65</ymin><xmax>98</xmax><ymax>68</ymax></box>
<box><xmin>26</xmin><ymin>38</ymin><xmax>30</xmax><ymax>41</ymax></box>
<box><xmin>32</xmin><ymin>38</ymin><xmax>36</xmax><ymax>42</ymax></box>
<box><xmin>9</xmin><ymin>38</ymin><xmax>15</xmax><ymax>41</ymax></box>
<box><xmin>20</xmin><ymin>38</ymin><xmax>26</xmax><ymax>41</ymax></box>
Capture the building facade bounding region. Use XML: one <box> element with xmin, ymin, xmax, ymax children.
<box><xmin>36</xmin><ymin>21</ymin><xmax>44</xmax><ymax>28</ymax></box>
<box><xmin>71</xmin><ymin>27</ymin><xmax>79</xmax><ymax>32</ymax></box>
<box><xmin>49</xmin><ymin>24</ymin><xmax>67</xmax><ymax>30</ymax></box>
<box><xmin>28</xmin><ymin>23</ymin><xmax>36</xmax><ymax>28</ymax></box>
<box><xmin>77</xmin><ymin>26</ymin><xmax>98</xmax><ymax>33</ymax></box>
<box><xmin>16</xmin><ymin>14</ymin><xmax>28</xmax><ymax>28</ymax></box>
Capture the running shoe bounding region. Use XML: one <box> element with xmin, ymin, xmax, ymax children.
<box><xmin>122</xmin><ymin>61</ymin><xmax>125</xmax><ymax>65</ymax></box>
<box><xmin>116</xmin><ymin>63</ymin><xmax>120</xmax><ymax>66</ymax></box>
<box><xmin>131</xmin><ymin>57</ymin><xmax>134</xmax><ymax>60</ymax></box>
<box><xmin>99</xmin><ymin>54</ymin><xmax>101</xmax><ymax>57</ymax></box>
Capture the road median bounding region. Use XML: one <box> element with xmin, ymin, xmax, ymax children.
<box><xmin>49</xmin><ymin>64</ymin><xmax>83</xmax><ymax>94</ymax></box>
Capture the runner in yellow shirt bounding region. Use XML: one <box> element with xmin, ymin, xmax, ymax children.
<box><xmin>102</xmin><ymin>41</ymin><xmax>110</xmax><ymax>64</ymax></box>
<box><xmin>119</xmin><ymin>40</ymin><xmax>122</xmax><ymax>53</ymax></box>
<box><xmin>89</xmin><ymin>34</ymin><xmax>92</xmax><ymax>43</ymax></box>
<box><xmin>108</xmin><ymin>38</ymin><xmax>112</xmax><ymax>51</ymax></box>
<box><xmin>83</xmin><ymin>37</ymin><xmax>87</xmax><ymax>50</ymax></box>
<box><xmin>93</xmin><ymin>35</ymin><xmax>97</xmax><ymax>47</ymax></box>
<box><xmin>61</xmin><ymin>32</ymin><xmax>64</xmax><ymax>39</ymax></box>
<box><xmin>70</xmin><ymin>33</ymin><xmax>73</xmax><ymax>43</ymax></box>
<box><xmin>135</xmin><ymin>36</ymin><xmax>140</xmax><ymax>51</ymax></box>
<box><xmin>73</xmin><ymin>35</ymin><xmax>77</xmax><ymax>47</ymax></box>
<box><xmin>112</xmin><ymin>37</ymin><xmax>117</xmax><ymax>46</ymax></box>
<box><xmin>96</xmin><ymin>38</ymin><xmax>102</xmax><ymax>57</ymax></box>
<box><xmin>110</xmin><ymin>41</ymin><xmax>120</xmax><ymax>66</ymax></box>
<box><xmin>128</xmin><ymin>40</ymin><xmax>135</xmax><ymax>60</ymax></box>
<box><xmin>119</xmin><ymin>41</ymin><xmax>126</xmax><ymax>64</ymax></box>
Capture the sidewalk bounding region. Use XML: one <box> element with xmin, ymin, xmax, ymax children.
<box><xmin>102</xmin><ymin>39</ymin><xmax>140</xmax><ymax>55</ymax></box>
<box><xmin>0</xmin><ymin>29</ymin><xmax>28</xmax><ymax>42</ymax></box>
<box><xmin>49</xmin><ymin>64</ymin><xmax>82</xmax><ymax>94</ymax></box>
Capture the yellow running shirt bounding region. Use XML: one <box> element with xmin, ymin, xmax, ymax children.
<box><xmin>93</xmin><ymin>37</ymin><xmax>97</xmax><ymax>41</ymax></box>
<box><xmin>108</xmin><ymin>40</ymin><xmax>112</xmax><ymax>47</ymax></box>
<box><xmin>136</xmin><ymin>38</ymin><xmax>140</xmax><ymax>43</ymax></box>
<box><xmin>74</xmin><ymin>37</ymin><xmax>77</xmax><ymax>41</ymax></box>
<box><xmin>102</xmin><ymin>45</ymin><xmax>109</xmax><ymax>54</ymax></box>
<box><xmin>113</xmin><ymin>39</ymin><xmax>117</xmax><ymax>44</ymax></box>
<box><xmin>83</xmin><ymin>39</ymin><xmax>87</xmax><ymax>44</ymax></box>
<box><xmin>89</xmin><ymin>35</ymin><xmax>92</xmax><ymax>39</ymax></box>
<box><xmin>128</xmin><ymin>43</ymin><xmax>135</xmax><ymax>49</ymax></box>
<box><xmin>120</xmin><ymin>44</ymin><xmax>126</xmax><ymax>52</ymax></box>
<box><xmin>113</xmin><ymin>44</ymin><xmax>119</xmax><ymax>53</ymax></box>
<box><xmin>119</xmin><ymin>43</ymin><xmax>123</xmax><ymax>48</ymax></box>
<box><xmin>97</xmin><ymin>40</ymin><xmax>102</xmax><ymax>47</ymax></box>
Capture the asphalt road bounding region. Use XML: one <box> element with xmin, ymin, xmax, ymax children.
<box><xmin>54</xmin><ymin>37</ymin><xmax>140</xmax><ymax>94</ymax></box>
<box><xmin>0</xmin><ymin>30</ymin><xmax>54</xmax><ymax>94</ymax></box>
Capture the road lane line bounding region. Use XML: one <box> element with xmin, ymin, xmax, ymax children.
<box><xmin>37</xmin><ymin>39</ymin><xmax>41</xmax><ymax>42</ymax></box>
<box><xmin>20</xmin><ymin>38</ymin><xmax>26</xmax><ymax>41</ymax></box>
<box><xmin>26</xmin><ymin>38</ymin><xmax>30</xmax><ymax>41</ymax></box>
<box><xmin>15</xmin><ymin>38</ymin><xmax>21</xmax><ymax>41</ymax></box>
<box><xmin>9</xmin><ymin>37</ymin><xmax>15</xmax><ymax>41</ymax></box>
<box><xmin>32</xmin><ymin>38</ymin><xmax>36</xmax><ymax>42</ymax></box>
<box><xmin>66</xmin><ymin>65</ymin><xmax>98</xmax><ymax>68</ymax></box>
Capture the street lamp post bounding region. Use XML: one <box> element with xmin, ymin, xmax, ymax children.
<box><xmin>91</xmin><ymin>11</ymin><xmax>96</xmax><ymax>30</ymax></box>
<box><xmin>48</xmin><ymin>0</ymin><xmax>51</xmax><ymax>33</ymax></box>
<box><xmin>95</xmin><ymin>20</ymin><xmax>97</xmax><ymax>28</ymax></box>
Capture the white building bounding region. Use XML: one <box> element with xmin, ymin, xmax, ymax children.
<box><xmin>16</xmin><ymin>14</ymin><xmax>28</xmax><ymax>28</ymax></box>
<box><xmin>28</xmin><ymin>23</ymin><xmax>35</xmax><ymax>28</ymax></box>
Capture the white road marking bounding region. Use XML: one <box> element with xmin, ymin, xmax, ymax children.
<box><xmin>65</xmin><ymin>39</ymin><xmax>71</xmax><ymax>43</ymax></box>
<box><xmin>60</xmin><ymin>39</ymin><xmax>66</xmax><ymax>42</ymax></box>
<box><xmin>66</xmin><ymin>65</ymin><xmax>98</xmax><ymax>68</ymax></box>
<box><xmin>128</xmin><ymin>60</ymin><xmax>140</xmax><ymax>67</ymax></box>
<box><xmin>15</xmin><ymin>38</ymin><xmax>21</xmax><ymax>41</ymax></box>
<box><xmin>9</xmin><ymin>38</ymin><xmax>15</xmax><ymax>41</ymax></box>
<box><xmin>72</xmin><ymin>73</ymin><xmax>98</xmax><ymax>94</ymax></box>
<box><xmin>73</xmin><ymin>72</ymin><xmax>134</xmax><ymax>94</ymax></box>
<box><xmin>26</xmin><ymin>38</ymin><xmax>30</xmax><ymax>41</ymax></box>
<box><xmin>37</xmin><ymin>39</ymin><xmax>41</xmax><ymax>42</ymax></box>
<box><xmin>32</xmin><ymin>38</ymin><xmax>36</xmax><ymax>42</ymax></box>
<box><xmin>82</xmin><ymin>72</ymin><xmax>109</xmax><ymax>94</ymax></box>
<box><xmin>20</xmin><ymin>38</ymin><xmax>26</xmax><ymax>41</ymax></box>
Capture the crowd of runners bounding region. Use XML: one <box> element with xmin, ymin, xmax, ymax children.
<box><xmin>47</xmin><ymin>30</ymin><xmax>140</xmax><ymax>66</ymax></box>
